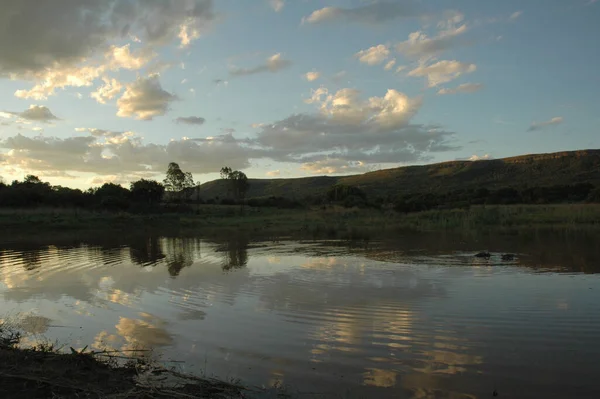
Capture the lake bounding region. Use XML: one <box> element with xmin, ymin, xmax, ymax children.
<box><xmin>1</xmin><ymin>230</ymin><xmax>599</xmax><ymax>398</ymax></box>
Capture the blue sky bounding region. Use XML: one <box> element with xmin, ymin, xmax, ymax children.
<box><xmin>0</xmin><ymin>0</ymin><xmax>598</xmax><ymax>189</ymax></box>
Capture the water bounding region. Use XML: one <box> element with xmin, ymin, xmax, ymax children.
<box><xmin>1</xmin><ymin>231</ymin><xmax>600</xmax><ymax>398</ymax></box>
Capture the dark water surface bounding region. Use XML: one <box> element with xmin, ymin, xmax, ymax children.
<box><xmin>1</xmin><ymin>230</ymin><xmax>599</xmax><ymax>398</ymax></box>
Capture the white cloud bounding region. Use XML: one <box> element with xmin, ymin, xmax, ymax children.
<box><xmin>270</xmin><ymin>0</ymin><xmax>284</xmax><ymax>12</ymax></box>
<box><xmin>14</xmin><ymin>45</ymin><xmax>155</xmax><ymax>101</ymax></box>
<box><xmin>468</xmin><ymin>154</ymin><xmax>492</xmax><ymax>161</ymax></box>
<box><xmin>509</xmin><ymin>11</ymin><xmax>523</xmax><ymax>21</ymax></box>
<box><xmin>303</xmin><ymin>1</ymin><xmax>423</xmax><ymax>25</ymax></box>
<box><xmin>301</xmin><ymin>159</ymin><xmax>371</xmax><ymax>175</ymax></box>
<box><xmin>175</xmin><ymin>116</ymin><xmax>206</xmax><ymax>125</ymax></box>
<box><xmin>14</xmin><ymin>65</ymin><xmax>106</xmax><ymax>100</ymax></box>
<box><xmin>2</xmin><ymin>1</ymin><xmax>215</xmax><ymax>96</ymax></box>
<box><xmin>5</xmin><ymin>105</ymin><xmax>60</xmax><ymax>123</ymax></box>
<box><xmin>178</xmin><ymin>20</ymin><xmax>202</xmax><ymax>48</ymax></box>
<box><xmin>384</xmin><ymin>59</ymin><xmax>397</xmax><ymax>71</ymax></box>
<box><xmin>0</xmin><ymin>131</ymin><xmax>257</xmax><ymax>179</ymax></box>
<box><xmin>304</xmin><ymin>71</ymin><xmax>321</xmax><ymax>81</ymax></box>
<box><xmin>106</xmin><ymin>45</ymin><xmax>156</xmax><ymax>70</ymax></box>
<box><xmin>408</xmin><ymin>60</ymin><xmax>477</xmax><ymax>87</ymax></box>
<box><xmin>395</xmin><ymin>25</ymin><xmax>468</xmax><ymax>59</ymax></box>
<box><xmin>528</xmin><ymin>117</ymin><xmax>564</xmax><ymax>132</ymax></box>
<box><xmin>355</xmin><ymin>45</ymin><xmax>390</xmax><ymax>65</ymax></box>
<box><xmin>229</xmin><ymin>53</ymin><xmax>292</xmax><ymax>76</ymax></box>
<box><xmin>257</xmin><ymin>87</ymin><xmax>456</xmax><ymax>165</ymax></box>
<box><xmin>266</xmin><ymin>170</ymin><xmax>281</xmax><ymax>177</ymax></box>
<box><xmin>437</xmin><ymin>83</ymin><xmax>483</xmax><ymax>95</ymax></box>
<box><xmin>91</xmin><ymin>77</ymin><xmax>124</xmax><ymax>104</ymax></box>
<box><xmin>116</xmin><ymin>75</ymin><xmax>178</xmax><ymax>121</ymax></box>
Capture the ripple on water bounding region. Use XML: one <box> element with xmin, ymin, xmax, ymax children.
<box><xmin>1</xmin><ymin>238</ymin><xmax>600</xmax><ymax>399</ymax></box>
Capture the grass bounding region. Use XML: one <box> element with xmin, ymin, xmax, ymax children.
<box><xmin>1</xmin><ymin>204</ymin><xmax>600</xmax><ymax>243</ymax></box>
<box><xmin>0</xmin><ymin>321</ymin><xmax>251</xmax><ymax>399</ymax></box>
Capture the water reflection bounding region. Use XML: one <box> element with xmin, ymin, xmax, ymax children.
<box><xmin>163</xmin><ymin>238</ymin><xmax>198</xmax><ymax>276</ymax></box>
<box><xmin>0</xmin><ymin>231</ymin><xmax>599</xmax><ymax>398</ymax></box>
<box><xmin>129</xmin><ymin>236</ymin><xmax>165</xmax><ymax>266</ymax></box>
<box><xmin>92</xmin><ymin>313</ymin><xmax>173</xmax><ymax>355</ymax></box>
<box><xmin>217</xmin><ymin>234</ymin><xmax>249</xmax><ymax>271</ymax></box>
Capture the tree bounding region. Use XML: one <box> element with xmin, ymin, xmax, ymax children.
<box><xmin>220</xmin><ymin>167</ymin><xmax>232</xmax><ymax>180</ymax></box>
<box><xmin>95</xmin><ymin>183</ymin><xmax>130</xmax><ymax>211</ymax></box>
<box><xmin>24</xmin><ymin>175</ymin><xmax>42</xmax><ymax>184</ymax></box>
<box><xmin>587</xmin><ymin>187</ymin><xmax>600</xmax><ymax>203</ymax></box>
<box><xmin>163</xmin><ymin>162</ymin><xmax>195</xmax><ymax>202</ymax></box>
<box><xmin>130</xmin><ymin>179</ymin><xmax>165</xmax><ymax>206</ymax></box>
<box><xmin>220</xmin><ymin>166</ymin><xmax>250</xmax><ymax>212</ymax></box>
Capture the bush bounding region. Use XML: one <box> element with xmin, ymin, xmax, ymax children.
<box><xmin>587</xmin><ymin>187</ymin><xmax>600</xmax><ymax>203</ymax></box>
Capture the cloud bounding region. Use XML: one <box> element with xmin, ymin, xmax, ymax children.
<box><xmin>527</xmin><ymin>117</ymin><xmax>564</xmax><ymax>132</ymax></box>
<box><xmin>355</xmin><ymin>45</ymin><xmax>390</xmax><ymax>65</ymax></box>
<box><xmin>303</xmin><ymin>1</ymin><xmax>422</xmax><ymax>25</ymax></box>
<box><xmin>509</xmin><ymin>11</ymin><xmax>523</xmax><ymax>20</ymax></box>
<box><xmin>0</xmin><ymin>131</ymin><xmax>257</xmax><ymax>179</ymax></box>
<box><xmin>301</xmin><ymin>159</ymin><xmax>371</xmax><ymax>175</ymax></box>
<box><xmin>91</xmin><ymin>77</ymin><xmax>124</xmax><ymax>104</ymax></box>
<box><xmin>266</xmin><ymin>170</ymin><xmax>281</xmax><ymax>177</ymax></box>
<box><xmin>304</xmin><ymin>71</ymin><xmax>321</xmax><ymax>81</ymax></box>
<box><xmin>257</xmin><ymin>87</ymin><xmax>457</xmax><ymax>166</ymax></box>
<box><xmin>175</xmin><ymin>116</ymin><xmax>206</xmax><ymax>125</ymax></box>
<box><xmin>2</xmin><ymin>1</ymin><xmax>215</xmax><ymax>96</ymax></box>
<box><xmin>229</xmin><ymin>53</ymin><xmax>291</xmax><ymax>76</ymax></box>
<box><xmin>14</xmin><ymin>65</ymin><xmax>106</xmax><ymax>101</ymax></box>
<box><xmin>468</xmin><ymin>154</ymin><xmax>492</xmax><ymax>161</ymax></box>
<box><xmin>437</xmin><ymin>83</ymin><xmax>483</xmax><ymax>95</ymax></box>
<box><xmin>408</xmin><ymin>60</ymin><xmax>477</xmax><ymax>87</ymax></box>
<box><xmin>13</xmin><ymin>45</ymin><xmax>155</xmax><ymax>101</ymax></box>
<box><xmin>6</xmin><ymin>105</ymin><xmax>60</xmax><ymax>123</ymax></box>
<box><xmin>269</xmin><ymin>0</ymin><xmax>284</xmax><ymax>12</ymax></box>
<box><xmin>384</xmin><ymin>59</ymin><xmax>397</xmax><ymax>71</ymax></box>
<box><xmin>395</xmin><ymin>24</ymin><xmax>468</xmax><ymax>59</ymax></box>
<box><xmin>116</xmin><ymin>75</ymin><xmax>178</xmax><ymax>120</ymax></box>
<box><xmin>0</xmin><ymin>86</ymin><xmax>458</xmax><ymax>179</ymax></box>
<box><xmin>331</xmin><ymin>70</ymin><xmax>347</xmax><ymax>83</ymax></box>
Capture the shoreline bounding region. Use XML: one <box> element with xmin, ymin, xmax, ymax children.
<box><xmin>0</xmin><ymin>344</ymin><xmax>247</xmax><ymax>399</ymax></box>
<box><xmin>1</xmin><ymin>204</ymin><xmax>599</xmax><ymax>241</ymax></box>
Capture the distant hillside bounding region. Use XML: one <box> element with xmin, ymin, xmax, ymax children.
<box><xmin>199</xmin><ymin>150</ymin><xmax>600</xmax><ymax>201</ymax></box>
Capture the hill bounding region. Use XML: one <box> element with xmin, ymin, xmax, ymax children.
<box><xmin>199</xmin><ymin>149</ymin><xmax>600</xmax><ymax>201</ymax></box>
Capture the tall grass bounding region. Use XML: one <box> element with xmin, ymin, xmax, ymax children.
<box><xmin>1</xmin><ymin>204</ymin><xmax>600</xmax><ymax>241</ymax></box>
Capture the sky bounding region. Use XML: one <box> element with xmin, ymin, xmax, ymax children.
<box><xmin>0</xmin><ymin>0</ymin><xmax>599</xmax><ymax>189</ymax></box>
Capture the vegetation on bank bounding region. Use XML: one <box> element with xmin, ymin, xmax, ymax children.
<box><xmin>2</xmin><ymin>204</ymin><xmax>600</xmax><ymax>244</ymax></box>
<box><xmin>1</xmin><ymin>153</ymin><xmax>600</xmax><ymax>236</ymax></box>
<box><xmin>0</xmin><ymin>323</ymin><xmax>246</xmax><ymax>399</ymax></box>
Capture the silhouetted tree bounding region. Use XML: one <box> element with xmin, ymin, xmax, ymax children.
<box><xmin>587</xmin><ymin>187</ymin><xmax>600</xmax><ymax>203</ymax></box>
<box><xmin>24</xmin><ymin>175</ymin><xmax>42</xmax><ymax>185</ymax></box>
<box><xmin>326</xmin><ymin>184</ymin><xmax>367</xmax><ymax>203</ymax></box>
<box><xmin>95</xmin><ymin>183</ymin><xmax>130</xmax><ymax>211</ymax></box>
<box><xmin>130</xmin><ymin>179</ymin><xmax>165</xmax><ymax>206</ymax></box>
<box><xmin>164</xmin><ymin>162</ymin><xmax>195</xmax><ymax>202</ymax></box>
<box><xmin>220</xmin><ymin>166</ymin><xmax>249</xmax><ymax>212</ymax></box>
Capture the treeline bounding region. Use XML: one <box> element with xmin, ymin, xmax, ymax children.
<box><xmin>0</xmin><ymin>163</ymin><xmax>254</xmax><ymax>213</ymax></box>
<box><xmin>392</xmin><ymin>183</ymin><xmax>600</xmax><ymax>213</ymax></box>
<box><xmin>0</xmin><ymin>175</ymin><xmax>166</xmax><ymax>212</ymax></box>
<box><xmin>302</xmin><ymin>183</ymin><xmax>600</xmax><ymax>212</ymax></box>
<box><xmin>2</xmin><ymin>172</ymin><xmax>600</xmax><ymax>214</ymax></box>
